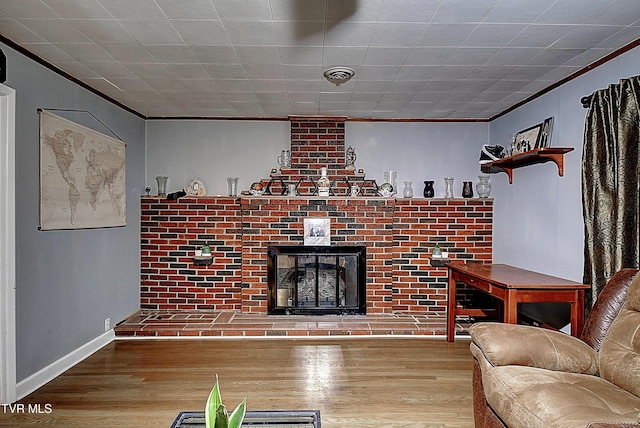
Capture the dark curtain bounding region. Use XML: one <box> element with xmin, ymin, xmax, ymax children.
<box><xmin>582</xmin><ymin>75</ymin><xmax>640</xmax><ymax>306</ymax></box>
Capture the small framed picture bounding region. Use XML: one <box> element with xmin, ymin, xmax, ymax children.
<box><xmin>514</xmin><ymin>123</ymin><xmax>543</xmax><ymax>153</ymax></box>
<box><xmin>537</xmin><ymin>117</ymin><xmax>554</xmax><ymax>148</ymax></box>
<box><xmin>304</xmin><ymin>218</ymin><xmax>330</xmax><ymax>246</ymax></box>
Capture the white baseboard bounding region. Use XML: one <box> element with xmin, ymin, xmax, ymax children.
<box><xmin>16</xmin><ymin>330</ymin><xmax>114</xmax><ymax>400</ymax></box>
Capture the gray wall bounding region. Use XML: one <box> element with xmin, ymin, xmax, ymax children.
<box><xmin>146</xmin><ymin>119</ymin><xmax>488</xmax><ymax>197</ymax></box>
<box><xmin>3</xmin><ymin>42</ymin><xmax>145</xmax><ymax>382</ymax></box>
<box><xmin>489</xmin><ymin>44</ymin><xmax>640</xmax><ymax>282</ymax></box>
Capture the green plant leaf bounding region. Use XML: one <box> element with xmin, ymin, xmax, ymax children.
<box><xmin>214</xmin><ymin>404</ymin><xmax>229</xmax><ymax>428</ymax></box>
<box><xmin>205</xmin><ymin>374</ymin><xmax>223</xmax><ymax>428</ymax></box>
<box><xmin>228</xmin><ymin>397</ymin><xmax>247</xmax><ymax>428</ymax></box>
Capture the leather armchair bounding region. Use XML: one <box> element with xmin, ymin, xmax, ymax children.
<box><xmin>470</xmin><ymin>268</ymin><xmax>640</xmax><ymax>428</ymax></box>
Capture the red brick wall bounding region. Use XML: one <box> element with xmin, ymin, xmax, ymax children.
<box><xmin>140</xmin><ymin>196</ymin><xmax>493</xmax><ymax>314</ymax></box>
<box><xmin>140</xmin><ymin>197</ymin><xmax>242</xmax><ymax>311</ymax></box>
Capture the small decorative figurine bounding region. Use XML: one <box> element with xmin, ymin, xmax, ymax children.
<box><xmin>345</xmin><ymin>146</ymin><xmax>356</xmax><ymax>170</ymax></box>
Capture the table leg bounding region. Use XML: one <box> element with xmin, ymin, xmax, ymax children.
<box><xmin>447</xmin><ymin>273</ymin><xmax>456</xmax><ymax>342</ymax></box>
<box><xmin>571</xmin><ymin>289</ymin><xmax>586</xmax><ymax>337</ymax></box>
<box><xmin>504</xmin><ymin>289</ymin><xmax>518</xmax><ymax>324</ymax></box>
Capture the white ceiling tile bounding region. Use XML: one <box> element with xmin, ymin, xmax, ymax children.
<box><xmin>214</xmin><ymin>0</ymin><xmax>273</xmax><ymax>21</ymax></box>
<box><xmin>279</xmin><ymin>47</ymin><xmax>323</xmax><ymax>65</ymax></box>
<box><xmin>429</xmin><ymin>66</ymin><xmax>477</xmax><ymax>80</ymax></box>
<box><xmin>269</xmin><ymin>0</ymin><xmax>325</xmax><ymax>21</ymax></box>
<box><xmin>395</xmin><ymin>65</ymin><xmax>438</xmax><ymax>80</ymax></box>
<box><xmin>43</xmin><ymin>0</ymin><xmax>111</xmax><ymax>18</ymax></box>
<box><xmin>326</xmin><ymin>0</ymin><xmax>383</xmax><ymax>22</ymax></box>
<box><xmin>283</xmin><ymin>65</ymin><xmax>323</xmax><ymax>80</ymax></box>
<box><xmin>225</xmin><ymin>22</ymin><xmax>277</xmax><ymax>45</ymax></box>
<box><xmin>363</xmin><ymin>47</ymin><xmax>410</xmax><ymax>65</ymax></box>
<box><xmin>100</xmin><ymin>43</ymin><xmax>156</xmax><ymax>63</ymax></box>
<box><xmin>358</xmin><ymin>65</ymin><xmax>401</xmax><ymax>80</ymax></box>
<box><xmin>534</xmin><ymin>1</ymin><xmax>608</xmax><ymax>25</ymax></box>
<box><xmin>55</xmin><ymin>42</ymin><xmax>114</xmax><ymax>62</ymax></box>
<box><xmin>431</xmin><ymin>0</ymin><xmax>500</xmax><ymax>24</ymax></box>
<box><xmin>23</xmin><ymin>42</ymin><xmax>75</xmax><ymax>62</ymax></box>
<box><xmin>215</xmin><ymin>79</ymin><xmax>253</xmax><ymax>92</ymax></box>
<box><xmin>119</xmin><ymin>20</ymin><xmax>184</xmax><ymax>45</ymax></box>
<box><xmin>286</xmin><ymin>80</ymin><xmax>322</xmax><ymax>92</ymax></box>
<box><xmin>68</xmin><ymin>19</ymin><xmax>138</xmax><ymax>44</ymax></box>
<box><xmin>507</xmin><ymin>24</ymin><xmax>576</xmax><ymax>48</ymax></box>
<box><xmin>235</xmin><ymin>46</ymin><xmax>280</xmax><ymax>64</ymax></box>
<box><xmin>18</xmin><ymin>18</ymin><xmax>91</xmax><ymax>43</ymax></box>
<box><xmin>415</xmin><ymin>23</ymin><xmax>476</xmax><ymax>47</ymax></box>
<box><xmin>386</xmin><ymin>80</ymin><xmax>424</xmax><ymax>92</ymax></box>
<box><xmin>98</xmin><ymin>0</ymin><xmax>166</xmax><ymax>20</ymax></box>
<box><xmin>370</xmin><ymin>23</ymin><xmax>425</xmax><ymax>47</ymax></box>
<box><xmin>273</xmin><ymin>21</ymin><xmax>325</xmax><ymax>47</ymax></box>
<box><xmin>171</xmin><ymin>20</ymin><xmax>230</xmax><ymax>46</ymax></box>
<box><xmin>405</xmin><ymin>47</ymin><xmax>455</xmax><ymax>65</ymax></box>
<box><xmin>377</xmin><ymin>0</ymin><xmax>439</xmax><ymax>22</ymax></box>
<box><xmin>323</xmin><ymin>22</ymin><xmax>376</xmax><ymax>47</ymax></box>
<box><xmin>595</xmin><ymin>27</ymin><xmax>640</xmax><ymax>49</ymax></box>
<box><xmin>155</xmin><ymin>0</ymin><xmax>220</xmax><ymax>20</ymax></box>
<box><xmin>190</xmin><ymin>46</ymin><xmax>239</xmax><ymax>64</ymax></box>
<box><xmin>243</xmin><ymin>64</ymin><xmax>284</xmax><ymax>80</ymax></box>
<box><xmin>202</xmin><ymin>64</ymin><xmax>247</xmax><ymax>79</ymax></box>
<box><xmin>0</xmin><ymin>18</ymin><xmax>46</xmax><ymax>43</ymax></box>
<box><xmin>323</xmin><ymin>47</ymin><xmax>367</xmax><ymax>66</ymax></box>
<box><xmin>445</xmin><ymin>48</ymin><xmax>500</xmax><ymax>66</ymax></box>
<box><xmin>144</xmin><ymin>45</ymin><xmax>199</xmax><ymax>64</ymax></box>
<box><xmin>482</xmin><ymin>0</ymin><xmax>555</xmax><ymax>23</ymax></box>
<box><xmin>124</xmin><ymin>63</ymin><xmax>171</xmax><ymax>79</ymax></box>
<box><xmin>552</xmin><ymin>26</ymin><xmax>626</xmax><ymax>49</ymax></box>
<box><xmin>461</xmin><ymin>24</ymin><xmax>527</xmax><ymax>47</ymax></box>
<box><xmin>526</xmin><ymin>48</ymin><xmax>586</xmax><ymax>66</ymax></box>
<box><xmin>487</xmin><ymin>47</ymin><xmax>545</xmax><ymax>66</ymax></box>
<box><xmin>84</xmin><ymin>61</ymin><xmax>136</xmax><ymax>78</ymax></box>
<box><xmin>163</xmin><ymin>64</ymin><xmax>210</xmax><ymax>79</ymax></box>
<box><xmin>0</xmin><ymin>0</ymin><xmax>59</xmax><ymax>19</ymax></box>
<box><xmin>586</xmin><ymin>0</ymin><xmax>640</xmax><ymax>25</ymax></box>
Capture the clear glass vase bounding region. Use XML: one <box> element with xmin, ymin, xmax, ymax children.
<box><xmin>476</xmin><ymin>175</ymin><xmax>492</xmax><ymax>198</ymax></box>
<box><xmin>403</xmin><ymin>181</ymin><xmax>413</xmax><ymax>198</ymax></box>
<box><xmin>155</xmin><ymin>176</ymin><xmax>168</xmax><ymax>197</ymax></box>
<box><xmin>444</xmin><ymin>177</ymin><xmax>454</xmax><ymax>198</ymax></box>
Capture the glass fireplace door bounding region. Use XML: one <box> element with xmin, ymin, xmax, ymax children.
<box><xmin>268</xmin><ymin>246</ymin><xmax>366</xmax><ymax>315</ymax></box>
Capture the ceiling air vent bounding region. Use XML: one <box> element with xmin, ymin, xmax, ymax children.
<box><xmin>323</xmin><ymin>67</ymin><xmax>355</xmax><ymax>86</ymax></box>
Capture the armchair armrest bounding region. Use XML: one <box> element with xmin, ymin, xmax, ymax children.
<box><xmin>469</xmin><ymin>322</ymin><xmax>598</xmax><ymax>375</ymax></box>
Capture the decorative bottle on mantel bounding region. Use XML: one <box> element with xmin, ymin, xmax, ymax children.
<box><xmin>318</xmin><ymin>167</ymin><xmax>330</xmax><ymax>197</ymax></box>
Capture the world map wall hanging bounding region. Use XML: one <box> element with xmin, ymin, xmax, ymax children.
<box><xmin>39</xmin><ymin>110</ymin><xmax>126</xmax><ymax>230</ymax></box>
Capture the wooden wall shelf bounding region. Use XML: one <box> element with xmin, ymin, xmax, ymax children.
<box><xmin>481</xmin><ymin>147</ymin><xmax>574</xmax><ymax>184</ymax></box>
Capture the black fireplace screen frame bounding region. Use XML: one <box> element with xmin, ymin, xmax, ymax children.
<box><xmin>267</xmin><ymin>245</ymin><xmax>366</xmax><ymax>315</ymax></box>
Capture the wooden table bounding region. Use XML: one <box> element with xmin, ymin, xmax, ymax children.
<box><xmin>447</xmin><ymin>262</ymin><xmax>589</xmax><ymax>342</ymax></box>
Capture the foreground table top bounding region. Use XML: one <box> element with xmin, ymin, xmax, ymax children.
<box><xmin>171</xmin><ymin>410</ymin><xmax>321</xmax><ymax>428</ymax></box>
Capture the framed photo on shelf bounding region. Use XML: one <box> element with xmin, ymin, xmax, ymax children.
<box><xmin>303</xmin><ymin>218</ymin><xmax>330</xmax><ymax>246</ymax></box>
<box><xmin>537</xmin><ymin>117</ymin><xmax>554</xmax><ymax>148</ymax></box>
<box><xmin>514</xmin><ymin>123</ymin><xmax>543</xmax><ymax>153</ymax></box>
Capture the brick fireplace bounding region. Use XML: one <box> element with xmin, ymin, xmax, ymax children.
<box><xmin>140</xmin><ymin>117</ymin><xmax>493</xmax><ymax>316</ymax></box>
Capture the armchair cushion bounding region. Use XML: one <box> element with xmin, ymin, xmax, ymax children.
<box><xmin>480</xmin><ymin>364</ymin><xmax>640</xmax><ymax>428</ymax></box>
<box><xmin>470</xmin><ymin>322</ymin><xmax>598</xmax><ymax>375</ymax></box>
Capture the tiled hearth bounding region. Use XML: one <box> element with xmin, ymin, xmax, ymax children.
<box><xmin>114</xmin><ymin>310</ymin><xmax>473</xmax><ymax>337</ymax></box>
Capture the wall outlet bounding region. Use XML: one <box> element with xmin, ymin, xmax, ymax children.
<box><xmin>104</xmin><ymin>318</ymin><xmax>110</xmax><ymax>331</ymax></box>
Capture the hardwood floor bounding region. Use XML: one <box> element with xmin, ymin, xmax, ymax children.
<box><xmin>4</xmin><ymin>338</ymin><xmax>474</xmax><ymax>427</ymax></box>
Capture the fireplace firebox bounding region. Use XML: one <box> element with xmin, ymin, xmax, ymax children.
<box><xmin>267</xmin><ymin>245</ymin><xmax>366</xmax><ymax>315</ymax></box>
